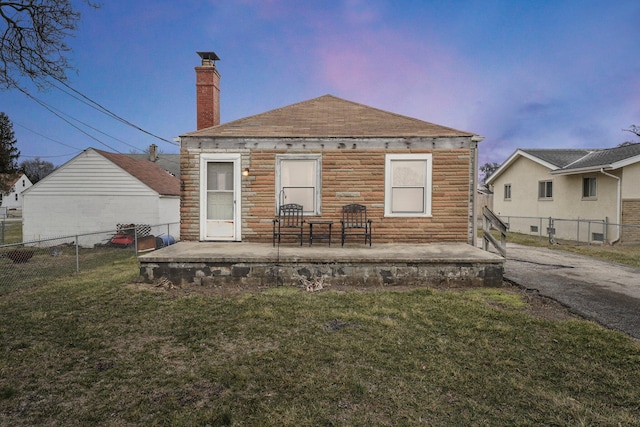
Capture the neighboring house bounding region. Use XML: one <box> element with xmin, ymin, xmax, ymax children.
<box><xmin>22</xmin><ymin>148</ymin><xmax>180</xmax><ymax>246</ymax></box>
<box><xmin>178</xmin><ymin>52</ymin><xmax>484</xmax><ymax>244</ymax></box>
<box><xmin>486</xmin><ymin>144</ymin><xmax>640</xmax><ymax>243</ymax></box>
<box><xmin>0</xmin><ymin>173</ymin><xmax>33</xmax><ymax>215</ymax></box>
<box><xmin>127</xmin><ymin>144</ymin><xmax>181</xmax><ymax>178</ymax></box>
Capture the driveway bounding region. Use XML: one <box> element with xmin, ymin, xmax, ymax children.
<box><xmin>503</xmin><ymin>243</ymin><xmax>640</xmax><ymax>340</ymax></box>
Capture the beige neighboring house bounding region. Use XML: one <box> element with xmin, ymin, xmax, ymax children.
<box><xmin>486</xmin><ymin>144</ymin><xmax>640</xmax><ymax>243</ymax></box>
<box><xmin>0</xmin><ymin>173</ymin><xmax>33</xmax><ymax>217</ymax></box>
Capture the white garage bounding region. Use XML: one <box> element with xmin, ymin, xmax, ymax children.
<box><xmin>22</xmin><ymin>148</ymin><xmax>180</xmax><ymax>247</ymax></box>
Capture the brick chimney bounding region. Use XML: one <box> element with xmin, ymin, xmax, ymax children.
<box><xmin>195</xmin><ymin>51</ymin><xmax>220</xmax><ymax>130</ymax></box>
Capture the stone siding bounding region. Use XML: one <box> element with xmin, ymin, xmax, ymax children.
<box><xmin>181</xmin><ymin>147</ymin><xmax>472</xmax><ymax>243</ymax></box>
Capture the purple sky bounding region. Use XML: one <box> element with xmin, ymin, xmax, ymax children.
<box><xmin>4</xmin><ymin>0</ymin><xmax>640</xmax><ymax>167</ymax></box>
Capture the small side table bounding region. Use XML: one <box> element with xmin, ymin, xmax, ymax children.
<box><xmin>308</xmin><ymin>220</ymin><xmax>333</xmax><ymax>246</ymax></box>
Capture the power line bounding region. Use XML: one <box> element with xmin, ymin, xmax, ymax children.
<box><xmin>14</xmin><ymin>121</ymin><xmax>83</xmax><ymax>151</ymax></box>
<box><xmin>48</xmin><ymin>77</ymin><xmax>180</xmax><ymax>147</ymax></box>
<box><xmin>18</xmin><ymin>86</ymin><xmax>122</xmax><ymax>153</ymax></box>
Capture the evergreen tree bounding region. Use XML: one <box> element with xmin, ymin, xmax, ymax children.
<box><xmin>0</xmin><ymin>112</ymin><xmax>20</xmax><ymax>174</ymax></box>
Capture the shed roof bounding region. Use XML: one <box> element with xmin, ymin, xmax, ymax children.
<box><xmin>126</xmin><ymin>153</ymin><xmax>181</xmax><ymax>178</ymax></box>
<box><xmin>182</xmin><ymin>94</ymin><xmax>474</xmax><ymax>138</ymax></box>
<box><xmin>95</xmin><ymin>149</ymin><xmax>180</xmax><ymax>196</ymax></box>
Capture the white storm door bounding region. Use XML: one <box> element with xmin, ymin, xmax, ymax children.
<box><xmin>200</xmin><ymin>154</ymin><xmax>241</xmax><ymax>241</ymax></box>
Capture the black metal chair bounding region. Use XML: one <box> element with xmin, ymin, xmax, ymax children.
<box><xmin>272</xmin><ymin>203</ymin><xmax>305</xmax><ymax>246</ymax></box>
<box><xmin>341</xmin><ymin>204</ymin><xmax>372</xmax><ymax>246</ymax></box>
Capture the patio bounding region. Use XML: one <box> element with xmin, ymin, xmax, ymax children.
<box><xmin>138</xmin><ymin>241</ymin><xmax>505</xmax><ymax>288</ymax></box>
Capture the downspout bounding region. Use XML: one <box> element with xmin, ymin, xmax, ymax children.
<box><xmin>599</xmin><ymin>168</ymin><xmax>621</xmax><ymax>244</ymax></box>
<box><xmin>469</xmin><ymin>135</ymin><xmax>484</xmax><ymax>246</ymax></box>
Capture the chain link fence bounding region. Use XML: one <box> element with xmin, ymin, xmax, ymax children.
<box><xmin>0</xmin><ymin>222</ymin><xmax>179</xmax><ymax>294</ymax></box>
<box><xmin>498</xmin><ymin>215</ymin><xmax>640</xmax><ymax>245</ymax></box>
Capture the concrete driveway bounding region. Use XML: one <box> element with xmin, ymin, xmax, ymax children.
<box><xmin>503</xmin><ymin>243</ymin><xmax>640</xmax><ymax>339</ymax></box>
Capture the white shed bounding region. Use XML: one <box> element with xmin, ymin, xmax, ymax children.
<box><xmin>22</xmin><ymin>148</ymin><xmax>180</xmax><ymax>247</ymax></box>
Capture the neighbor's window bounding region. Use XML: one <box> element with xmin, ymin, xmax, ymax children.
<box><xmin>385</xmin><ymin>154</ymin><xmax>432</xmax><ymax>216</ymax></box>
<box><xmin>582</xmin><ymin>177</ymin><xmax>596</xmax><ymax>198</ymax></box>
<box><xmin>538</xmin><ymin>180</ymin><xmax>553</xmax><ymax>199</ymax></box>
<box><xmin>504</xmin><ymin>184</ymin><xmax>512</xmax><ymax>200</ymax></box>
<box><xmin>276</xmin><ymin>154</ymin><xmax>322</xmax><ymax>215</ymax></box>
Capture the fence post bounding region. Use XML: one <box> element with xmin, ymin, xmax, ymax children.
<box><xmin>587</xmin><ymin>220</ymin><xmax>591</xmax><ymax>246</ymax></box>
<box><xmin>605</xmin><ymin>217</ymin><xmax>609</xmax><ymax>244</ymax></box>
<box><xmin>577</xmin><ymin>218</ymin><xmax>580</xmax><ymax>245</ymax></box>
<box><xmin>75</xmin><ymin>235</ymin><xmax>80</xmax><ymax>273</ymax></box>
<box><xmin>548</xmin><ymin>217</ymin><xmax>554</xmax><ymax>243</ymax></box>
<box><xmin>1</xmin><ymin>220</ymin><xmax>4</xmax><ymax>245</ymax></box>
<box><xmin>539</xmin><ymin>217</ymin><xmax>543</xmax><ymax>241</ymax></box>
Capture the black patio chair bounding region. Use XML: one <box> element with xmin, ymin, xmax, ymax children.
<box><xmin>272</xmin><ymin>203</ymin><xmax>305</xmax><ymax>246</ymax></box>
<box><xmin>341</xmin><ymin>203</ymin><xmax>372</xmax><ymax>246</ymax></box>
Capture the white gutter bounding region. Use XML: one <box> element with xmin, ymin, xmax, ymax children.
<box><xmin>599</xmin><ymin>168</ymin><xmax>621</xmax><ymax>244</ymax></box>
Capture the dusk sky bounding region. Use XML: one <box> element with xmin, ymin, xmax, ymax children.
<box><xmin>3</xmin><ymin>0</ymin><xmax>640</xmax><ymax>167</ymax></box>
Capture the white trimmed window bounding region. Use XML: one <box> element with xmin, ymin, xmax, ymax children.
<box><xmin>504</xmin><ymin>184</ymin><xmax>512</xmax><ymax>200</ymax></box>
<box><xmin>538</xmin><ymin>180</ymin><xmax>553</xmax><ymax>199</ymax></box>
<box><xmin>582</xmin><ymin>177</ymin><xmax>596</xmax><ymax>198</ymax></box>
<box><xmin>276</xmin><ymin>154</ymin><xmax>322</xmax><ymax>215</ymax></box>
<box><xmin>385</xmin><ymin>154</ymin><xmax>432</xmax><ymax>217</ymax></box>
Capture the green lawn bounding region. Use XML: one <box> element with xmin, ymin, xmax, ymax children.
<box><xmin>1</xmin><ymin>255</ymin><xmax>639</xmax><ymax>426</ymax></box>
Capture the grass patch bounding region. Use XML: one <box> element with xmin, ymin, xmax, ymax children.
<box><xmin>1</xmin><ymin>259</ymin><xmax>639</xmax><ymax>426</ymax></box>
<box><xmin>0</xmin><ymin>246</ymin><xmax>135</xmax><ymax>295</ymax></box>
<box><xmin>0</xmin><ymin>220</ymin><xmax>22</xmax><ymax>245</ymax></box>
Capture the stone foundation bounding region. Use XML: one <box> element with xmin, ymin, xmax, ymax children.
<box><xmin>140</xmin><ymin>260</ymin><xmax>503</xmax><ymax>288</ymax></box>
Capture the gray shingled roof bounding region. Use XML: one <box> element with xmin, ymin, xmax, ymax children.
<box><xmin>519</xmin><ymin>149</ymin><xmax>595</xmax><ymax>168</ymax></box>
<box><xmin>558</xmin><ymin>143</ymin><xmax>640</xmax><ymax>171</ymax></box>
<box><xmin>182</xmin><ymin>94</ymin><xmax>474</xmax><ymax>138</ymax></box>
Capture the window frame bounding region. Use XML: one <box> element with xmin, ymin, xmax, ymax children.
<box><xmin>582</xmin><ymin>176</ymin><xmax>597</xmax><ymax>199</ymax></box>
<box><xmin>384</xmin><ymin>153</ymin><xmax>432</xmax><ymax>217</ymax></box>
<box><xmin>504</xmin><ymin>183</ymin><xmax>512</xmax><ymax>200</ymax></box>
<box><xmin>275</xmin><ymin>154</ymin><xmax>322</xmax><ymax>216</ymax></box>
<box><xmin>538</xmin><ymin>180</ymin><xmax>553</xmax><ymax>200</ymax></box>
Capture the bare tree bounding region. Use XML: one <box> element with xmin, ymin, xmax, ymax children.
<box><xmin>619</xmin><ymin>125</ymin><xmax>640</xmax><ymax>147</ymax></box>
<box><xmin>479</xmin><ymin>162</ymin><xmax>500</xmax><ymax>185</ymax></box>
<box><xmin>0</xmin><ymin>0</ymin><xmax>98</xmax><ymax>90</ymax></box>
<box><xmin>20</xmin><ymin>157</ymin><xmax>55</xmax><ymax>184</ymax></box>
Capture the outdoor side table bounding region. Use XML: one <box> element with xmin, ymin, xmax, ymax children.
<box><xmin>308</xmin><ymin>220</ymin><xmax>333</xmax><ymax>246</ymax></box>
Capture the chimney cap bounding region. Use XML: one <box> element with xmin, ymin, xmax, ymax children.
<box><xmin>197</xmin><ymin>51</ymin><xmax>220</xmax><ymax>62</ymax></box>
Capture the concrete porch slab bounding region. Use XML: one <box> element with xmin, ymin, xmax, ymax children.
<box><xmin>138</xmin><ymin>241</ymin><xmax>505</xmax><ymax>288</ymax></box>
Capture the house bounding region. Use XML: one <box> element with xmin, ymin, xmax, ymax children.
<box><xmin>22</xmin><ymin>148</ymin><xmax>180</xmax><ymax>247</ymax></box>
<box><xmin>178</xmin><ymin>52</ymin><xmax>484</xmax><ymax>245</ymax></box>
<box><xmin>0</xmin><ymin>173</ymin><xmax>33</xmax><ymax>216</ymax></box>
<box><xmin>486</xmin><ymin>144</ymin><xmax>640</xmax><ymax>243</ymax></box>
<box><xmin>138</xmin><ymin>52</ymin><xmax>505</xmax><ymax>288</ymax></box>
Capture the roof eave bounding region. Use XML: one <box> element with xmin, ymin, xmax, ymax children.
<box><xmin>486</xmin><ymin>149</ymin><xmax>559</xmax><ymax>185</ymax></box>
<box><xmin>551</xmin><ymin>166</ymin><xmax>612</xmax><ymax>176</ymax></box>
